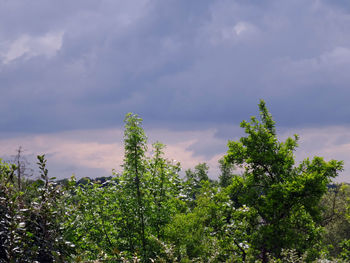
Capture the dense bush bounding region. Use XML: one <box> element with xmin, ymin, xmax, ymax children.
<box><xmin>0</xmin><ymin>156</ymin><xmax>72</xmax><ymax>263</ymax></box>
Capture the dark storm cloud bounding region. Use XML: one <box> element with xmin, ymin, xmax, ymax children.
<box><xmin>1</xmin><ymin>0</ymin><xmax>350</xmax><ymax>135</ymax></box>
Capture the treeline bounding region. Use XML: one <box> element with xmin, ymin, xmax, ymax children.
<box><xmin>1</xmin><ymin>101</ymin><xmax>350</xmax><ymax>262</ymax></box>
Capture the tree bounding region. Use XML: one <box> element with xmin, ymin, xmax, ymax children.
<box><xmin>0</xmin><ymin>159</ymin><xmax>24</xmax><ymax>262</ymax></box>
<box><xmin>184</xmin><ymin>163</ymin><xmax>210</xmax><ymax>207</ymax></box>
<box><xmin>62</xmin><ymin>176</ymin><xmax>122</xmax><ymax>261</ymax></box>
<box><xmin>120</xmin><ymin>113</ymin><xmax>148</xmax><ymax>260</ymax></box>
<box><xmin>147</xmin><ymin>142</ymin><xmax>182</xmax><ymax>239</ymax></box>
<box><xmin>62</xmin><ymin>114</ymin><xmax>184</xmax><ymax>262</ymax></box>
<box><xmin>224</xmin><ymin>100</ymin><xmax>343</xmax><ymax>262</ymax></box>
<box><xmin>11</xmin><ymin>146</ymin><xmax>33</xmax><ymax>191</ymax></box>
<box><xmin>0</xmin><ymin>156</ymin><xmax>71</xmax><ymax>263</ymax></box>
<box><xmin>320</xmin><ymin>183</ymin><xmax>350</xmax><ymax>258</ymax></box>
<box><xmin>218</xmin><ymin>157</ymin><xmax>236</xmax><ymax>188</ymax></box>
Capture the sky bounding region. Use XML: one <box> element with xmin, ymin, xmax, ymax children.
<box><xmin>1</xmin><ymin>0</ymin><xmax>350</xmax><ymax>182</ymax></box>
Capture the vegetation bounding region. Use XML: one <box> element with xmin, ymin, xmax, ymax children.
<box><xmin>1</xmin><ymin>101</ymin><xmax>349</xmax><ymax>262</ymax></box>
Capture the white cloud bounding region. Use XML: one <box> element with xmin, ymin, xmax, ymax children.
<box><xmin>205</xmin><ymin>20</ymin><xmax>259</xmax><ymax>45</ymax></box>
<box><xmin>1</xmin><ymin>31</ymin><xmax>64</xmax><ymax>64</ymax></box>
<box><xmin>233</xmin><ymin>21</ymin><xmax>249</xmax><ymax>36</ymax></box>
<box><xmin>221</xmin><ymin>21</ymin><xmax>252</xmax><ymax>40</ymax></box>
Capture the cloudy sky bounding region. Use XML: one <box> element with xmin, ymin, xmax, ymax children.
<box><xmin>1</xmin><ymin>0</ymin><xmax>350</xmax><ymax>182</ymax></box>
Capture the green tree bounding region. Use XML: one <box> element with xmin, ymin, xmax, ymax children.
<box><xmin>0</xmin><ymin>156</ymin><xmax>71</xmax><ymax>263</ymax></box>
<box><xmin>119</xmin><ymin>113</ymin><xmax>149</xmax><ymax>260</ymax></box>
<box><xmin>218</xmin><ymin>157</ymin><xmax>236</xmax><ymax>188</ymax></box>
<box><xmin>62</xmin><ymin>114</ymin><xmax>185</xmax><ymax>262</ymax></box>
<box><xmin>163</xmin><ymin>181</ymin><xmax>255</xmax><ymax>262</ymax></box>
<box><xmin>320</xmin><ymin>183</ymin><xmax>350</xmax><ymax>258</ymax></box>
<box><xmin>147</xmin><ymin>142</ymin><xmax>182</xmax><ymax>239</ymax></box>
<box><xmin>164</xmin><ymin>182</ymin><xmax>220</xmax><ymax>262</ymax></box>
<box><xmin>0</xmin><ymin>159</ymin><xmax>24</xmax><ymax>262</ymax></box>
<box><xmin>63</xmin><ymin>176</ymin><xmax>122</xmax><ymax>261</ymax></box>
<box><xmin>224</xmin><ymin>100</ymin><xmax>343</xmax><ymax>262</ymax></box>
<box><xmin>184</xmin><ymin>163</ymin><xmax>210</xmax><ymax>207</ymax></box>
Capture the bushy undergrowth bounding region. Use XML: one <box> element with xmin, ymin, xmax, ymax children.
<box><xmin>0</xmin><ymin>156</ymin><xmax>73</xmax><ymax>262</ymax></box>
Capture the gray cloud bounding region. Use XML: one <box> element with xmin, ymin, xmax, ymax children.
<box><xmin>1</xmin><ymin>0</ymin><xmax>350</xmax><ymax>182</ymax></box>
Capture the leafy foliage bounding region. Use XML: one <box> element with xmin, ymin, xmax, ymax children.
<box><xmin>0</xmin><ymin>156</ymin><xmax>71</xmax><ymax>263</ymax></box>
<box><xmin>320</xmin><ymin>184</ymin><xmax>350</xmax><ymax>258</ymax></box>
<box><xmin>0</xmin><ymin>101</ymin><xmax>348</xmax><ymax>262</ymax></box>
<box><xmin>225</xmin><ymin>100</ymin><xmax>343</xmax><ymax>262</ymax></box>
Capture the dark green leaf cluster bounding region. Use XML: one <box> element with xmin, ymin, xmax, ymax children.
<box><xmin>0</xmin><ymin>156</ymin><xmax>72</xmax><ymax>263</ymax></box>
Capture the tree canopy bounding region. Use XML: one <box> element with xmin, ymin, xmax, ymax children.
<box><xmin>0</xmin><ymin>101</ymin><xmax>348</xmax><ymax>263</ymax></box>
<box><xmin>225</xmin><ymin>100</ymin><xmax>344</xmax><ymax>261</ymax></box>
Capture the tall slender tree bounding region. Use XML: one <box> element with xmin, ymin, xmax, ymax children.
<box><xmin>121</xmin><ymin>113</ymin><xmax>148</xmax><ymax>260</ymax></box>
